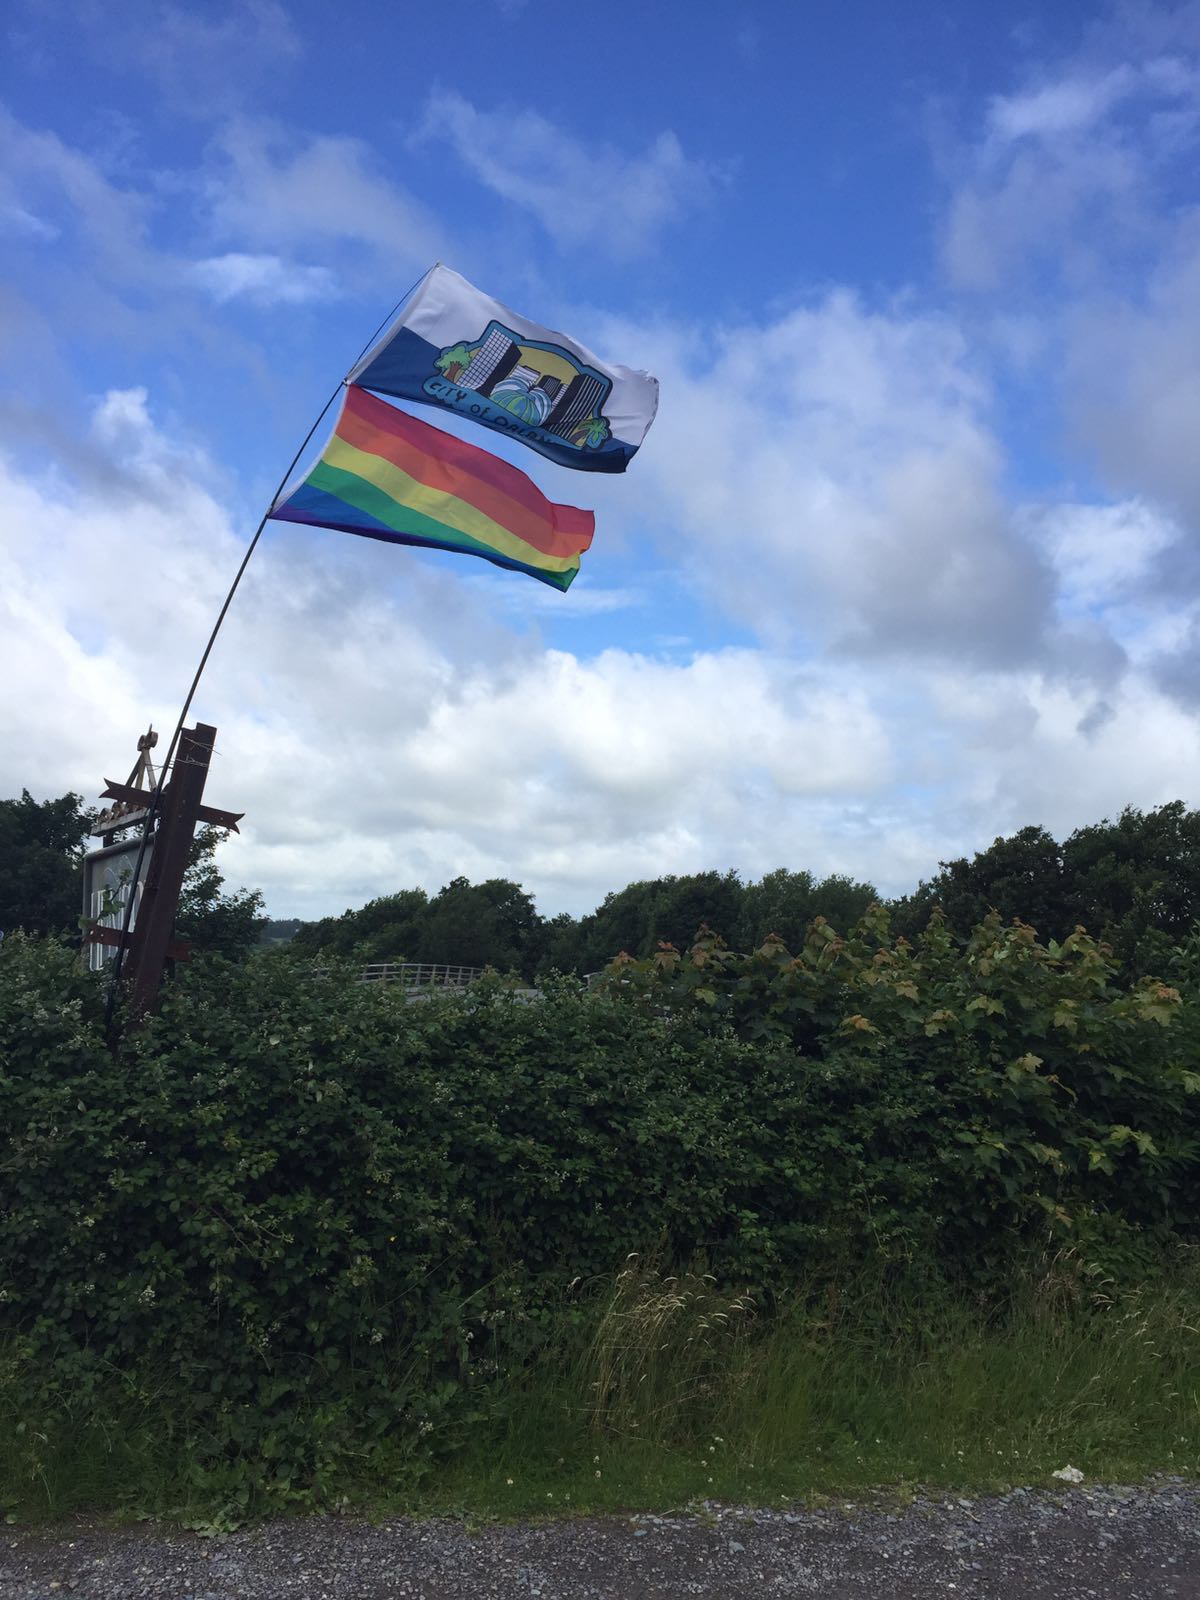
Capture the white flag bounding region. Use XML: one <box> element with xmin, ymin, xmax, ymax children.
<box><xmin>349</xmin><ymin>264</ymin><xmax>659</xmax><ymax>473</ymax></box>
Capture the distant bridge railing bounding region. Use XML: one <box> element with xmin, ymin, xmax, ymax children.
<box><xmin>358</xmin><ymin>961</ymin><xmax>484</xmax><ymax>988</ymax></box>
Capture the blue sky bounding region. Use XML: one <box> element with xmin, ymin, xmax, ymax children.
<box><xmin>2</xmin><ymin>0</ymin><xmax>1199</xmax><ymax>920</ymax></box>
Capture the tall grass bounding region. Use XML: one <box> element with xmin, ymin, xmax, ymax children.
<box><xmin>3</xmin><ymin>1261</ymin><xmax>1199</xmax><ymax>1525</ymax></box>
<box><xmin>417</xmin><ymin>1257</ymin><xmax>1200</xmax><ymax>1517</ymax></box>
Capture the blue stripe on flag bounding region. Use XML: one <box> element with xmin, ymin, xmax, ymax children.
<box><xmin>272</xmin><ymin>482</ymin><xmax>572</xmax><ymax>587</ymax></box>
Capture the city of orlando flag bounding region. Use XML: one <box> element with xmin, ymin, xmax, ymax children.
<box><xmin>348</xmin><ymin>263</ymin><xmax>659</xmax><ymax>473</ymax></box>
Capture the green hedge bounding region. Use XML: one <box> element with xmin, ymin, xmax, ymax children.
<box><xmin>1</xmin><ymin>911</ymin><xmax>1197</xmax><ymax>1497</ymax></box>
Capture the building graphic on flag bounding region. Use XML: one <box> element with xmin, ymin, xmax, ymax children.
<box><xmin>348</xmin><ymin>264</ymin><xmax>657</xmax><ymax>471</ymax></box>
<box><xmin>431</xmin><ymin>321</ymin><xmax>614</xmax><ymax>450</ymax></box>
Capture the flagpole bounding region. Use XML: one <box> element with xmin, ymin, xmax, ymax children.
<box><xmin>104</xmin><ymin>272</ymin><xmax>429</xmax><ymax>1034</ymax></box>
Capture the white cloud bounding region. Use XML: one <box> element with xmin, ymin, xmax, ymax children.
<box><xmin>0</xmin><ymin>200</ymin><xmax>57</xmax><ymax>240</ymax></box>
<box><xmin>0</xmin><ymin>388</ymin><xmax>894</xmax><ymax>916</ymax></box>
<box><xmin>600</xmin><ymin>291</ymin><xmax>1059</xmax><ymax>669</ymax></box>
<box><xmin>942</xmin><ymin>139</ymin><xmax>1145</xmax><ymax>294</ymax></box>
<box><xmin>204</xmin><ymin>121</ymin><xmax>445</xmax><ymax>276</ymax></box>
<box><xmin>942</xmin><ymin>49</ymin><xmax>1199</xmax><ymax>293</ymax></box>
<box><xmin>987</xmin><ymin>68</ymin><xmax>1136</xmax><ymax>142</ymax></box>
<box><xmin>0</xmin><ymin>101</ymin><xmax>436</xmax><ymax>390</ymax></box>
<box><xmin>189</xmin><ymin>252</ymin><xmax>338</xmax><ymax>306</ymax></box>
<box><xmin>418</xmin><ymin>92</ymin><xmax>721</xmax><ymax>256</ymax></box>
<box><xmin>937</xmin><ymin>26</ymin><xmax>1200</xmax><ymax>624</ymax></box>
<box><xmin>1032</xmin><ymin>499</ymin><xmax>1180</xmax><ymax>620</ymax></box>
<box><xmin>132</xmin><ymin>0</ymin><xmax>301</xmax><ymax>98</ymax></box>
<box><xmin>0</xmin><ymin>99</ymin><xmax>445</xmax><ymax>320</ymax></box>
<box><xmin>924</xmin><ymin>669</ymin><xmax>1200</xmax><ymax>843</ymax></box>
<box><xmin>1065</xmin><ymin>227</ymin><xmax>1200</xmax><ymax>525</ymax></box>
<box><xmin>8</xmin><ymin>0</ymin><xmax>301</xmax><ymax>110</ymax></box>
<box><xmin>463</xmin><ymin>575</ymin><xmax>645</xmax><ymax>617</ymax></box>
<box><xmin>3</xmin><ymin>386</ymin><xmax>1198</xmax><ymax>923</ymax></box>
<box><xmin>0</xmin><ymin>104</ymin><xmax>153</xmax><ymax>283</ymax></box>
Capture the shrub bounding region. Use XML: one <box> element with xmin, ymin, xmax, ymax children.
<box><xmin>1</xmin><ymin>908</ymin><xmax>1197</xmax><ymax>1510</ymax></box>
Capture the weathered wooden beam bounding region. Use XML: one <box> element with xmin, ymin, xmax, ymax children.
<box><xmin>85</xmin><ymin>924</ymin><xmax>192</xmax><ymax>962</ymax></box>
<box><xmin>97</xmin><ymin>780</ymin><xmax>242</xmax><ymax>832</ymax></box>
<box><xmin>123</xmin><ymin>722</ymin><xmax>216</xmax><ymax>1019</ymax></box>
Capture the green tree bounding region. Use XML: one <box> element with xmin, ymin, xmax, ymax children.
<box><xmin>736</xmin><ymin>867</ymin><xmax>878</xmax><ymax>951</ymax></box>
<box><xmin>891</xmin><ymin>825</ymin><xmax>1068</xmax><ymax>943</ymax></box>
<box><xmin>175</xmin><ymin>827</ymin><xmax>266</xmax><ymax>962</ymax></box>
<box><xmin>572</xmin><ymin>881</ymin><xmax>656</xmax><ymax>971</ymax></box>
<box><xmin>1064</xmin><ymin>802</ymin><xmax>1200</xmax><ymax>968</ymax></box>
<box><xmin>290</xmin><ymin>913</ymin><xmax>344</xmax><ymax>956</ymax></box>
<box><xmin>0</xmin><ymin>790</ymin><xmax>96</xmax><ymax>938</ymax></box>
<box><xmin>650</xmin><ymin>870</ymin><xmax>743</xmax><ymax>951</ymax></box>
<box><xmin>577</xmin><ymin>415</ymin><xmax>611</xmax><ymax>448</ymax></box>
<box><xmin>890</xmin><ymin>807</ymin><xmax>1200</xmax><ymax>964</ymax></box>
<box><xmin>422</xmin><ymin>876</ymin><xmax>540</xmax><ymax>975</ymax></box>
<box><xmin>336</xmin><ymin>889</ymin><xmax>430</xmax><ymax>962</ymax></box>
<box><xmin>435</xmin><ymin>342</ymin><xmax>473</xmax><ymax>375</ymax></box>
<box><xmin>571</xmin><ymin>871</ymin><xmax>744</xmax><ymax>971</ymax></box>
<box><xmin>532</xmin><ymin>910</ymin><xmax>584</xmax><ymax>977</ymax></box>
<box><xmin>290</xmin><ymin>891</ymin><xmax>427</xmax><ymax>961</ymax></box>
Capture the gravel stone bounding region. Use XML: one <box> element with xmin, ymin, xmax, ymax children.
<box><xmin>1</xmin><ymin>1482</ymin><xmax>1199</xmax><ymax>1598</ymax></box>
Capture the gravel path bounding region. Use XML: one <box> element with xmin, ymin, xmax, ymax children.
<box><xmin>2</xmin><ymin>1483</ymin><xmax>1198</xmax><ymax>1598</ymax></box>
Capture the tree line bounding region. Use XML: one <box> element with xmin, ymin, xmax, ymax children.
<box><xmin>284</xmin><ymin>801</ymin><xmax>1200</xmax><ymax>978</ymax></box>
<box><xmin>285</xmin><ymin>867</ymin><xmax>878</xmax><ymax>977</ymax></box>
<box><xmin>5</xmin><ymin>787</ymin><xmax>1199</xmax><ymax>979</ymax></box>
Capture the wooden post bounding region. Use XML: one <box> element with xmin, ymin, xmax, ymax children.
<box><xmin>123</xmin><ymin>722</ymin><xmax>217</xmax><ymax>1020</ymax></box>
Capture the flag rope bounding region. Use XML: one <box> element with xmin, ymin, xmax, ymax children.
<box><xmin>104</xmin><ymin>271</ymin><xmax>431</xmax><ymax>1035</ymax></box>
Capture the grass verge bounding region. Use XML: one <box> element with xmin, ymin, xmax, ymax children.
<box><xmin>4</xmin><ymin>1262</ymin><xmax>1199</xmax><ymax>1527</ymax></box>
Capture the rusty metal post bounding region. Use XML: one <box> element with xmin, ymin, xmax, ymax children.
<box><xmin>123</xmin><ymin>722</ymin><xmax>217</xmax><ymax>1020</ymax></box>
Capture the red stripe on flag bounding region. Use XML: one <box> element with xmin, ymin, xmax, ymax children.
<box><xmin>338</xmin><ymin>385</ymin><xmax>594</xmax><ymax>557</ymax></box>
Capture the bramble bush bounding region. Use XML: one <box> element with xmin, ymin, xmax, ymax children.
<box><xmin>597</xmin><ymin>908</ymin><xmax>1200</xmax><ymax>1274</ymax></box>
<box><xmin>1</xmin><ymin>908</ymin><xmax>1197</xmax><ymax>1511</ymax></box>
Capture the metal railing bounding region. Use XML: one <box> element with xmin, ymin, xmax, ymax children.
<box><xmin>358</xmin><ymin>961</ymin><xmax>484</xmax><ymax>988</ymax></box>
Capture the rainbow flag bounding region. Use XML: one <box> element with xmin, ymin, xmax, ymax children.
<box><xmin>268</xmin><ymin>384</ymin><xmax>594</xmax><ymax>591</ymax></box>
